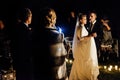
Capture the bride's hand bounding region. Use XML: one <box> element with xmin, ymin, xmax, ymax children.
<box><xmin>91</xmin><ymin>33</ymin><xmax>97</xmax><ymax>37</ymax></box>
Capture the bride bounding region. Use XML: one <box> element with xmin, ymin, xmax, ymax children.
<box><xmin>69</xmin><ymin>13</ymin><xmax>99</xmax><ymax>80</ymax></box>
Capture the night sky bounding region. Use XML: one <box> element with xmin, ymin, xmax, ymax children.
<box><xmin>0</xmin><ymin>0</ymin><xmax>120</xmax><ymax>39</ymax></box>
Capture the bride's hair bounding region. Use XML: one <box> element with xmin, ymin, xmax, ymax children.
<box><xmin>75</xmin><ymin>13</ymin><xmax>86</xmax><ymax>26</ymax></box>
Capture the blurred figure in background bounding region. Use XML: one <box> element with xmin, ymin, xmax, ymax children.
<box><xmin>12</xmin><ymin>8</ymin><xmax>33</xmax><ymax>80</ymax></box>
<box><xmin>0</xmin><ymin>19</ymin><xmax>11</xmax><ymax>72</ymax></box>
<box><xmin>99</xmin><ymin>16</ymin><xmax>113</xmax><ymax>63</ymax></box>
<box><xmin>66</xmin><ymin>11</ymin><xmax>77</xmax><ymax>37</ymax></box>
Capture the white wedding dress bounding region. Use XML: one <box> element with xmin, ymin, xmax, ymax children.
<box><xmin>69</xmin><ymin>24</ymin><xmax>99</xmax><ymax>80</ymax></box>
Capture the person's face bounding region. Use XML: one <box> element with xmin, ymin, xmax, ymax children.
<box><xmin>71</xmin><ymin>11</ymin><xmax>75</xmax><ymax>18</ymax></box>
<box><xmin>28</xmin><ymin>13</ymin><xmax>32</xmax><ymax>24</ymax></box>
<box><xmin>0</xmin><ymin>20</ymin><xmax>4</xmax><ymax>30</ymax></box>
<box><xmin>89</xmin><ymin>13</ymin><xmax>97</xmax><ymax>23</ymax></box>
<box><xmin>80</xmin><ymin>16</ymin><xmax>87</xmax><ymax>25</ymax></box>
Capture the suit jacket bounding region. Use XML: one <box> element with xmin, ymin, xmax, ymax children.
<box><xmin>86</xmin><ymin>21</ymin><xmax>103</xmax><ymax>50</ymax></box>
<box><xmin>13</xmin><ymin>22</ymin><xmax>33</xmax><ymax>80</ymax></box>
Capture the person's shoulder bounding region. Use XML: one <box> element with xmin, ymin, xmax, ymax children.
<box><xmin>16</xmin><ymin>22</ymin><xmax>24</xmax><ymax>28</ymax></box>
<box><xmin>95</xmin><ymin>20</ymin><xmax>100</xmax><ymax>24</ymax></box>
<box><xmin>94</xmin><ymin>21</ymin><xmax>101</xmax><ymax>27</ymax></box>
<box><xmin>46</xmin><ymin>28</ymin><xmax>59</xmax><ymax>33</ymax></box>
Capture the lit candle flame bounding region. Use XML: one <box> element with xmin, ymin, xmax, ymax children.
<box><xmin>109</xmin><ymin>65</ymin><xmax>113</xmax><ymax>69</ymax></box>
<box><xmin>108</xmin><ymin>67</ymin><xmax>112</xmax><ymax>71</ymax></box>
<box><xmin>115</xmin><ymin>65</ymin><xmax>118</xmax><ymax>70</ymax></box>
<box><xmin>104</xmin><ymin>66</ymin><xmax>107</xmax><ymax>69</ymax></box>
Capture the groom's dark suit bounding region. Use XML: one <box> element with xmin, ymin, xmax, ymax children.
<box><xmin>86</xmin><ymin>21</ymin><xmax>103</xmax><ymax>57</ymax></box>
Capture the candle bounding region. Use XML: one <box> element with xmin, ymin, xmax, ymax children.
<box><xmin>115</xmin><ymin>65</ymin><xmax>118</xmax><ymax>70</ymax></box>
<box><xmin>119</xmin><ymin>68</ymin><xmax>120</xmax><ymax>71</ymax></box>
<box><xmin>104</xmin><ymin>66</ymin><xmax>107</xmax><ymax>69</ymax></box>
<box><xmin>109</xmin><ymin>65</ymin><xmax>113</xmax><ymax>69</ymax></box>
<box><xmin>108</xmin><ymin>67</ymin><xmax>112</xmax><ymax>71</ymax></box>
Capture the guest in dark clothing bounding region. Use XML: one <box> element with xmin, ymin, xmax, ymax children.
<box><xmin>100</xmin><ymin>16</ymin><xmax>113</xmax><ymax>46</ymax></box>
<box><xmin>33</xmin><ymin>7</ymin><xmax>68</xmax><ymax>80</ymax></box>
<box><xmin>99</xmin><ymin>16</ymin><xmax>113</xmax><ymax>63</ymax></box>
<box><xmin>12</xmin><ymin>8</ymin><xmax>33</xmax><ymax>80</ymax></box>
<box><xmin>66</xmin><ymin>11</ymin><xmax>77</xmax><ymax>37</ymax></box>
<box><xmin>0</xmin><ymin>19</ymin><xmax>11</xmax><ymax>71</ymax></box>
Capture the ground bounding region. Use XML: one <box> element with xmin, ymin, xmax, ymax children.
<box><xmin>66</xmin><ymin>58</ymin><xmax>120</xmax><ymax>80</ymax></box>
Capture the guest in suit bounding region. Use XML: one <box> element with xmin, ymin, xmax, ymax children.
<box><xmin>12</xmin><ymin>8</ymin><xmax>33</xmax><ymax>80</ymax></box>
<box><xmin>33</xmin><ymin>7</ymin><xmax>68</xmax><ymax>80</ymax></box>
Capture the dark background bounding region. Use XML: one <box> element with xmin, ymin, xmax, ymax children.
<box><xmin>0</xmin><ymin>0</ymin><xmax>120</xmax><ymax>39</ymax></box>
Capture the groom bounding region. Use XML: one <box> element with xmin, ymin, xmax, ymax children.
<box><xmin>87</xmin><ymin>11</ymin><xmax>102</xmax><ymax>58</ymax></box>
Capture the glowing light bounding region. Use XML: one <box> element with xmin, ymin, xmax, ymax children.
<box><xmin>58</xmin><ymin>27</ymin><xmax>62</xmax><ymax>33</ymax></box>
<box><xmin>109</xmin><ymin>65</ymin><xmax>113</xmax><ymax>69</ymax></box>
<box><xmin>69</xmin><ymin>60</ymin><xmax>73</xmax><ymax>63</ymax></box>
<box><xmin>65</xmin><ymin>58</ymin><xmax>69</xmax><ymax>62</ymax></box>
<box><xmin>108</xmin><ymin>67</ymin><xmax>112</xmax><ymax>71</ymax></box>
<box><xmin>4</xmin><ymin>75</ymin><xmax>7</xmax><ymax>78</ymax></box>
<box><xmin>104</xmin><ymin>66</ymin><xmax>107</xmax><ymax>69</ymax></box>
<box><xmin>115</xmin><ymin>65</ymin><xmax>118</xmax><ymax>70</ymax></box>
<box><xmin>10</xmin><ymin>74</ymin><xmax>13</xmax><ymax>78</ymax></box>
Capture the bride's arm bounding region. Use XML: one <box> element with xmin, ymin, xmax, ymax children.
<box><xmin>76</xmin><ymin>28</ymin><xmax>91</xmax><ymax>41</ymax></box>
<box><xmin>80</xmin><ymin>35</ymin><xmax>92</xmax><ymax>41</ymax></box>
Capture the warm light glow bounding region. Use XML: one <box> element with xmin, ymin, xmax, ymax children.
<box><xmin>104</xmin><ymin>66</ymin><xmax>107</xmax><ymax>69</ymax></box>
<box><xmin>108</xmin><ymin>67</ymin><xmax>112</xmax><ymax>71</ymax></box>
<box><xmin>4</xmin><ymin>75</ymin><xmax>7</xmax><ymax>78</ymax></box>
<box><xmin>10</xmin><ymin>74</ymin><xmax>13</xmax><ymax>78</ymax></box>
<box><xmin>115</xmin><ymin>65</ymin><xmax>118</xmax><ymax>70</ymax></box>
<box><xmin>65</xmin><ymin>58</ymin><xmax>69</xmax><ymax>62</ymax></box>
<box><xmin>99</xmin><ymin>65</ymin><xmax>120</xmax><ymax>72</ymax></box>
<box><xmin>69</xmin><ymin>60</ymin><xmax>73</xmax><ymax>63</ymax></box>
<box><xmin>119</xmin><ymin>68</ymin><xmax>120</xmax><ymax>71</ymax></box>
<box><xmin>2</xmin><ymin>71</ymin><xmax>16</xmax><ymax>80</ymax></box>
<box><xmin>109</xmin><ymin>65</ymin><xmax>113</xmax><ymax>69</ymax></box>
